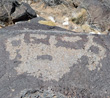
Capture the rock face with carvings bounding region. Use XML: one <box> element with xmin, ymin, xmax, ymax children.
<box><xmin>0</xmin><ymin>17</ymin><xmax>110</xmax><ymax>98</ymax></box>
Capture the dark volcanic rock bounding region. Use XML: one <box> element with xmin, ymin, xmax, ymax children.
<box><xmin>11</xmin><ymin>2</ymin><xmax>37</xmax><ymax>23</ymax></box>
<box><xmin>0</xmin><ymin>0</ymin><xmax>36</xmax><ymax>26</ymax></box>
<box><xmin>0</xmin><ymin>1</ymin><xmax>13</xmax><ymax>23</ymax></box>
<box><xmin>0</xmin><ymin>17</ymin><xmax>110</xmax><ymax>98</ymax></box>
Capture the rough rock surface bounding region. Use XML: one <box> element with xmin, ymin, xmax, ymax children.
<box><xmin>0</xmin><ymin>0</ymin><xmax>36</xmax><ymax>26</ymax></box>
<box><xmin>0</xmin><ymin>17</ymin><xmax>110</xmax><ymax>98</ymax></box>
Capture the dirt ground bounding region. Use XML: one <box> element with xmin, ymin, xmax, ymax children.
<box><xmin>0</xmin><ymin>0</ymin><xmax>108</xmax><ymax>34</ymax></box>
<box><xmin>30</xmin><ymin>1</ymin><xmax>108</xmax><ymax>34</ymax></box>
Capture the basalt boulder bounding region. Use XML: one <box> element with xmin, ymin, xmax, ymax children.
<box><xmin>0</xmin><ymin>17</ymin><xmax>110</xmax><ymax>98</ymax></box>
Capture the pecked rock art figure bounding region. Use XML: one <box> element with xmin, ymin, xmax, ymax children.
<box><xmin>0</xmin><ymin>24</ymin><xmax>108</xmax><ymax>97</ymax></box>
<box><xmin>5</xmin><ymin>32</ymin><xmax>106</xmax><ymax>81</ymax></box>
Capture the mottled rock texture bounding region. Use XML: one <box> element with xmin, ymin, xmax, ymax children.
<box><xmin>0</xmin><ymin>18</ymin><xmax>110</xmax><ymax>98</ymax></box>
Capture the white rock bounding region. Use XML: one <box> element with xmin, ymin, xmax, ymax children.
<box><xmin>74</xmin><ymin>26</ymin><xmax>78</xmax><ymax>29</ymax></box>
<box><xmin>63</xmin><ymin>21</ymin><xmax>69</xmax><ymax>26</ymax></box>
<box><xmin>90</xmin><ymin>31</ymin><xmax>101</xmax><ymax>35</ymax></box>
<box><xmin>97</xmin><ymin>32</ymin><xmax>101</xmax><ymax>34</ymax></box>
<box><xmin>48</xmin><ymin>16</ymin><xmax>55</xmax><ymax>22</ymax></box>
<box><xmin>89</xmin><ymin>32</ymin><xmax>95</xmax><ymax>34</ymax></box>
<box><xmin>37</xmin><ymin>14</ymin><xmax>40</xmax><ymax>17</ymax></box>
<box><xmin>64</xmin><ymin>17</ymin><xmax>69</xmax><ymax>22</ymax></box>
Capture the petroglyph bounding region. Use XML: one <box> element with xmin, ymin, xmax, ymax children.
<box><xmin>5</xmin><ymin>33</ymin><xmax>106</xmax><ymax>81</ymax></box>
<box><xmin>61</xmin><ymin>36</ymin><xmax>82</xmax><ymax>42</ymax></box>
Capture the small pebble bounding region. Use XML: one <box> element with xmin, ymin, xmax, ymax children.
<box><xmin>63</xmin><ymin>21</ymin><xmax>69</xmax><ymax>26</ymax></box>
<box><xmin>48</xmin><ymin>16</ymin><xmax>55</xmax><ymax>22</ymax></box>
<box><xmin>74</xmin><ymin>26</ymin><xmax>78</xmax><ymax>29</ymax></box>
<box><xmin>37</xmin><ymin>14</ymin><xmax>40</xmax><ymax>17</ymax></box>
<box><xmin>97</xmin><ymin>32</ymin><xmax>101</xmax><ymax>34</ymax></box>
<box><xmin>64</xmin><ymin>17</ymin><xmax>69</xmax><ymax>22</ymax></box>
